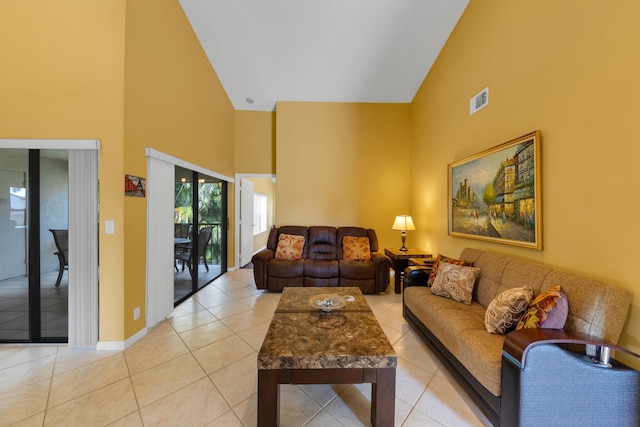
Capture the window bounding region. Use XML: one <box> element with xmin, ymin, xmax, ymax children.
<box><xmin>253</xmin><ymin>193</ymin><xmax>267</xmax><ymax>235</ymax></box>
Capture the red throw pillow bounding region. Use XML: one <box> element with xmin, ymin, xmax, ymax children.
<box><xmin>516</xmin><ymin>285</ymin><xmax>569</xmax><ymax>330</ymax></box>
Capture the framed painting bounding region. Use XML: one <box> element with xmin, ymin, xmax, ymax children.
<box><xmin>125</xmin><ymin>174</ymin><xmax>146</xmax><ymax>197</ymax></box>
<box><xmin>448</xmin><ymin>131</ymin><xmax>542</xmax><ymax>249</ymax></box>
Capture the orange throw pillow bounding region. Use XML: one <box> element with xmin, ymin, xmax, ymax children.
<box><xmin>275</xmin><ymin>233</ymin><xmax>305</xmax><ymax>260</ymax></box>
<box><xmin>342</xmin><ymin>236</ymin><xmax>371</xmax><ymax>261</ymax></box>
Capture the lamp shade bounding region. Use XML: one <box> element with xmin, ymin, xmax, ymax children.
<box><xmin>392</xmin><ymin>215</ymin><xmax>416</xmax><ymax>231</ymax></box>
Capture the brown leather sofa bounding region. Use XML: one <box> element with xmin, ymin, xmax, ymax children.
<box><xmin>251</xmin><ymin>226</ymin><xmax>391</xmax><ymax>294</ymax></box>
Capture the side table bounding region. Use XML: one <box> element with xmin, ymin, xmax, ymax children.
<box><xmin>384</xmin><ymin>248</ymin><xmax>432</xmax><ymax>294</ymax></box>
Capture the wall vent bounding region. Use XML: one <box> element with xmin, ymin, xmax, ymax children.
<box><xmin>470</xmin><ymin>87</ymin><xmax>489</xmax><ymax>115</ymax></box>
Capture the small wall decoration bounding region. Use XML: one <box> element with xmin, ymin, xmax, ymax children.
<box><xmin>125</xmin><ymin>175</ymin><xmax>146</xmax><ymax>197</ymax></box>
<box><xmin>448</xmin><ymin>131</ymin><xmax>541</xmax><ymax>249</ymax></box>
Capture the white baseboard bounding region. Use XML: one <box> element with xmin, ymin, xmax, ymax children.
<box><xmin>96</xmin><ymin>327</ymin><xmax>147</xmax><ymax>351</ymax></box>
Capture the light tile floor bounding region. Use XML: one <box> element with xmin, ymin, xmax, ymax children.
<box><xmin>0</xmin><ymin>269</ymin><xmax>491</xmax><ymax>427</ymax></box>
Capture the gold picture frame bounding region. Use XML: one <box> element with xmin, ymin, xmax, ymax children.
<box><xmin>448</xmin><ymin>131</ymin><xmax>542</xmax><ymax>249</ymax></box>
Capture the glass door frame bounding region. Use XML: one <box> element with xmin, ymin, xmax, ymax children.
<box><xmin>173</xmin><ymin>168</ymin><xmax>228</xmax><ymax>306</ymax></box>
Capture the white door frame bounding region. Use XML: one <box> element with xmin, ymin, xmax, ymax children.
<box><xmin>239</xmin><ymin>177</ymin><xmax>254</xmax><ymax>268</ymax></box>
<box><xmin>234</xmin><ymin>173</ymin><xmax>276</xmax><ymax>270</ymax></box>
<box><xmin>145</xmin><ymin>149</ymin><xmax>234</xmax><ymax>329</ymax></box>
<box><xmin>0</xmin><ymin>139</ymin><xmax>100</xmax><ymax>348</ymax></box>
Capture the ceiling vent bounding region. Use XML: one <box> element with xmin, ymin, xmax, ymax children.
<box><xmin>470</xmin><ymin>87</ymin><xmax>489</xmax><ymax>115</ymax></box>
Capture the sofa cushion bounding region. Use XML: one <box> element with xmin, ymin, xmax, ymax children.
<box><xmin>342</xmin><ymin>236</ymin><xmax>371</xmax><ymax>261</ymax></box>
<box><xmin>484</xmin><ymin>286</ymin><xmax>534</xmax><ymax>334</ymax></box>
<box><xmin>339</xmin><ymin>259</ymin><xmax>375</xmax><ymax>279</ymax></box>
<box><xmin>430</xmin><ymin>262</ymin><xmax>481</xmax><ymax>305</ymax></box>
<box><xmin>404</xmin><ymin>286</ymin><xmax>505</xmax><ymax>396</ymax></box>
<box><xmin>428</xmin><ymin>254</ymin><xmax>474</xmax><ymax>286</ymax></box>
<box><xmin>275</xmin><ymin>233</ymin><xmax>305</xmax><ymax>260</ymax></box>
<box><xmin>516</xmin><ymin>285</ymin><xmax>569</xmax><ymax>330</ymax></box>
<box><xmin>307</xmin><ymin>226</ymin><xmax>338</xmax><ymax>260</ymax></box>
<box><xmin>268</xmin><ymin>258</ymin><xmax>304</xmax><ymax>278</ymax></box>
<box><xmin>304</xmin><ymin>259</ymin><xmax>339</xmax><ymax>278</ymax></box>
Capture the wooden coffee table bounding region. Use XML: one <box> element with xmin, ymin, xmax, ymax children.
<box><xmin>257</xmin><ymin>287</ymin><xmax>397</xmax><ymax>426</ymax></box>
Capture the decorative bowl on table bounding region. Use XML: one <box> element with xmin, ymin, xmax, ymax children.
<box><xmin>308</xmin><ymin>294</ymin><xmax>347</xmax><ymax>312</ymax></box>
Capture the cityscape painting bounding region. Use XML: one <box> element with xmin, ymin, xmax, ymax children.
<box><xmin>448</xmin><ymin>131</ymin><xmax>541</xmax><ymax>249</ymax></box>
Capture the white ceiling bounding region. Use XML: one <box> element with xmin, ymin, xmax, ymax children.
<box><xmin>179</xmin><ymin>0</ymin><xmax>469</xmax><ymax>112</ymax></box>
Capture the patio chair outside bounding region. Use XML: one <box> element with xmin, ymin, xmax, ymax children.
<box><xmin>49</xmin><ymin>229</ymin><xmax>68</xmax><ymax>287</ymax></box>
<box><xmin>175</xmin><ymin>226</ymin><xmax>213</xmax><ymax>277</ymax></box>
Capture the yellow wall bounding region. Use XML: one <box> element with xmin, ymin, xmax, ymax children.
<box><xmin>0</xmin><ymin>0</ymin><xmax>127</xmax><ymax>340</ymax></box>
<box><xmin>411</xmin><ymin>1</ymin><xmax>640</xmax><ymax>368</ymax></box>
<box><xmin>276</xmin><ymin>102</ymin><xmax>412</xmax><ymax>248</ymax></box>
<box><xmin>235</xmin><ymin>111</ymin><xmax>276</xmax><ymax>174</ymax></box>
<box><xmin>122</xmin><ymin>0</ymin><xmax>235</xmax><ymax>338</ymax></box>
<box><xmin>0</xmin><ymin>0</ymin><xmax>235</xmax><ymax>342</ymax></box>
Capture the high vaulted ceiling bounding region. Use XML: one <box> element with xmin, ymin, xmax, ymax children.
<box><xmin>178</xmin><ymin>0</ymin><xmax>469</xmax><ymax>112</ymax></box>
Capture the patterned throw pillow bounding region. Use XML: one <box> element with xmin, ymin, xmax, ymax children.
<box><xmin>342</xmin><ymin>236</ymin><xmax>371</xmax><ymax>261</ymax></box>
<box><xmin>274</xmin><ymin>233</ymin><xmax>305</xmax><ymax>260</ymax></box>
<box><xmin>430</xmin><ymin>262</ymin><xmax>481</xmax><ymax>305</ymax></box>
<box><xmin>427</xmin><ymin>254</ymin><xmax>474</xmax><ymax>286</ymax></box>
<box><xmin>485</xmin><ymin>286</ymin><xmax>534</xmax><ymax>334</ymax></box>
<box><xmin>516</xmin><ymin>285</ymin><xmax>569</xmax><ymax>330</ymax></box>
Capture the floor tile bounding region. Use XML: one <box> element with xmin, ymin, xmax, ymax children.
<box><xmin>236</xmin><ymin>322</ymin><xmax>270</xmax><ymax>351</ymax></box>
<box><xmin>393</xmin><ymin>330</ymin><xmax>440</xmax><ymax>374</ymax></box>
<box><xmin>48</xmin><ymin>352</ymin><xmax>130</xmax><ymax>408</ymax></box>
<box><xmin>105</xmin><ymin>411</ymin><xmax>144</xmax><ymax>427</ymax></box>
<box><xmin>44</xmin><ymin>378</ymin><xmax>138</xmax><ymax>426</ymax></box>
<box><xmin>414</xmin><ymin>373</ymin><xmax>489</xmax><ymax>427</ymax></box>
<box><xmin>277</xmin><ymin>385</ymin><xmax>323</xmax><ymax>426</ymax></box>
<box><xmin>130</xmin><ymin>353</ymin><xmax>205</xmax><ymax>408</ymax></box>
<box><xmin>206</xmin><ymin>409</ymin><xmax>244</xmax><ymax>427</ymax></box>
<box><xmin>178</xmin><ymin>320</ymin><xmax>235</xmax><ymax>351</ymax></box>
<box><xmin>206</xmin><ymin>300</ymin><xmax>252</xmax><ymax>319</ymax></box>
<box><xmin>0</xmin><ymin>353</ymin><xmax>55</xmax><ymax>394</ymax></box>
<box><xmin>167</xmin><ymin>308</ymin><xmax>218</xmax><ymax>333</ymax></box>
<box><xmin>0</xmin><ymin>378</ymin><xmax>50</xmax><ymax>426</ymax></box>
<box><xmin>219</xmin><ymin>309</ymin><xmax>270</xmax><ymax>333</ymax></box>
<box><xmin>124</xmin><ymin>334</ymin><xmax>188</xmax><ymax>375</ymax></box>
<box><xmin>139</xmin><ymin>377</ymin><xmax>230</xmax><ymax>426</ymax></box>
<box><xmin>0</xmin><ymin>270</ymin><xmax>490</xmax><ymax>427</ymax></box>
<box><xmin>231</xmin><ymin>394</ymin><xmax>257</xmax><ymax>427</ymax></box>
<box><xmin>209</xmin><ymin>353</ymin><xmax>258</xmax><ymax>407</ymax></box>
<box><xmin>192</xmin><ymin>334</ymin><xmax>255</xmax><ymax>375</ymax></box>
<box><xmin>53</xmin><ymin>347</ymin><xmax>121</xmax><ymax>375</ymax></box>
<box><xmin>304</xmin><ymin>409</ymin><xmax>344</xmax><ymax>427</ymax></box>
<box><xmin>0</xmin><ymin>345</ymin><xmax>58</xmax><ymax>370</ymax></box>
<box><xmin>395</xmin><ymin>358</ymin><xmax>436</xmax><ymax>406</ymax></box>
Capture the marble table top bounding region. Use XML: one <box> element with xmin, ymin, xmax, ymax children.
<box><xmin>275</xmin><ymin>287</ymin><xmax>371</xmax><ymax>313</ymax></box>
<box><xmin>258</xmin><ymin>310</ymin><xmax>397</xmax><ymax>370</ymax></box>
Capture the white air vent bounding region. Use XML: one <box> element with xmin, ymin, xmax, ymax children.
<box><xmin>470</xmin><ymin>87</ymin><xmax>489</xmax><ymax>115</ymax></box>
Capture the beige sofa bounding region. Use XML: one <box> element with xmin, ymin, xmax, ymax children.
<box><xmin>403</xmin><ymin>248</ymin><xmax>635</xmax><ymax>426</ymax></box>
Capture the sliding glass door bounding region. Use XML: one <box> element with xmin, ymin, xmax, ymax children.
<box><xmin>174</xmin><ymin>166</ymin><xmax>226</xmax><ymax>304</ymax></box>
<box><xmin>0</xmin><ymin>149</ymin><xmax>69</xmax><ymax>343</ymax></box>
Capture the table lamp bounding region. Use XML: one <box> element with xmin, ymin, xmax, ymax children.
<box><xmin>392</xmin><ymin>215</ymin><xmax>416</xmax><ymax>251</ymax></box>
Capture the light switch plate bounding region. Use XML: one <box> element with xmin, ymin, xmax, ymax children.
<box><xmin>105</xmin><ymin>220</ymin><xmax>115</xmax><ymax>234</ymax></box>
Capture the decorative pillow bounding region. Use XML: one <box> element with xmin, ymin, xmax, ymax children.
<box><xmin>430</xmin><ymin>262</ymin><xmax>481</xmax><ymax>305</ymax></box>
<box><xmin>427</xmin><ymin>254</ymin><xmax>474</xmax><ymax>286</ymax></box>
<box><xmin>485</xmin><ymin>286</ymin><xmax>534</xmax><ymax>334</ymax></box>
<box><xmin>342</xmin><ymin>236</ymin><xmax>371</xmax><ymax>261</ymax></box>
<box><xmin>516</xmin><ymin>285</ymin><xmax>569</xmax><ymax>330</ymax></box>
<box><xmin>274</xmin><ymin>233</ymin><xmax>305</xmax><ymax>260</ymax></box>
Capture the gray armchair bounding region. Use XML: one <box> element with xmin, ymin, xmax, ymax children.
<box><xmin>501</xmin><ymin>328</ymin><xmax>639</xmax><ymax>426</ymax></box>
